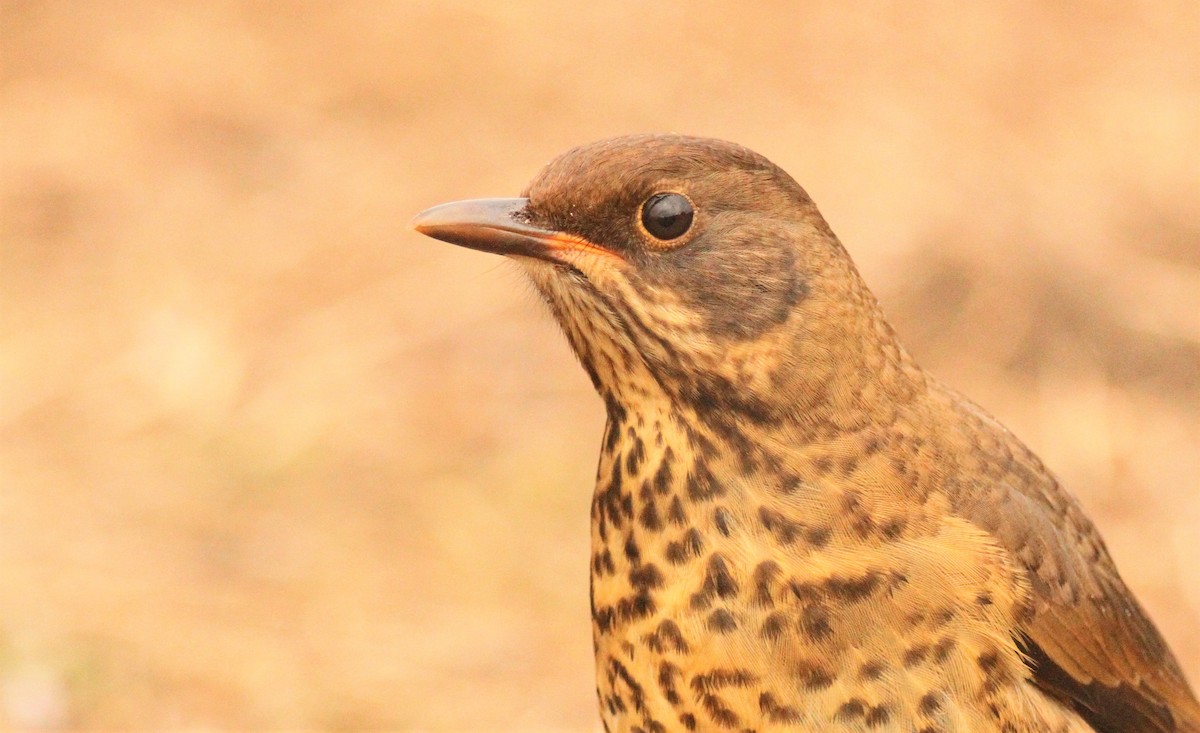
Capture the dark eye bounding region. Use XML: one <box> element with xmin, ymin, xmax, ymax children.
<box><xmin>640</xmin><ymin>193</ymin><xmax>694</xmax><ymax>241</ymax></box>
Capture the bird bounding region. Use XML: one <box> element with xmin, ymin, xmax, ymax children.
<box><xmin>411</xmin><ymin>134</ymin><xmax>1200</xmax><ymax>733</ymax></box>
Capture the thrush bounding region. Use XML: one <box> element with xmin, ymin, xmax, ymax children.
<box><xmin>412</xmin><ymin>134</ymin><xmax>1199</xmax><ymax>733</ymax></box>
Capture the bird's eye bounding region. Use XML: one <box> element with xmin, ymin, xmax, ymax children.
<box><xmin>640</xmin><ymin>193</ymin><xmax>694</xmax><ymax>242</ymax></box>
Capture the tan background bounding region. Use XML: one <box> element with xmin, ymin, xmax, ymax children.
<box><xmin>2</xmin><ymin>2</ymin><xmax>1198</xmax><ymax>730</ymax></box>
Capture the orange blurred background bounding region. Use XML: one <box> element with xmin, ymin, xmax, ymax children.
<box><xmin>2</xmin><ymin>2</ymin><xmax>1198</xmax><ymax>730</ymax></box>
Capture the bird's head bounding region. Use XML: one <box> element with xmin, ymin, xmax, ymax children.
<box><xmin>413</xmin><ymin>134</ymin><xmax>914</xmax><ymax>427</ymax></box>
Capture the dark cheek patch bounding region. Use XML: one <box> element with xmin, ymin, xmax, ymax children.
<box><xmin>654</xmin><ymin>226</ymin><xmax>807</xmax><ymax>341</ymax></box>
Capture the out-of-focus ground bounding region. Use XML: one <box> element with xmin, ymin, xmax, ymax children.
<box><xmin>1</xmin><ymin>2</ymin><xmax>1198</xmax><ymax>730</ymax></box>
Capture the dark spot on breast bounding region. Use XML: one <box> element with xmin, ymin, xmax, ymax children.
<box><xmin>666</xmin><ymin>527</ymin><xmax>704</xmax><ymax>565</ymax></box>
<box><xmin>976</xmin><ymin>591</ymin><xmax>993</xmax><ymax>606</ymax></box>
<box><xmin>639</xmin><ymin>501</ymin><xmax>662</xmax><ymax>531</ymax></box>
<box><xmin>713</xmin><ymin>506</ymin><xmax>734</xmax><ymax>536</ymax></box>
<box><xmin>653</xmin><ymin>448</ymin><xmax>674</xmax><ymax>494</ymax></box>
<box><xmin>859</xmin><ymin>661</ymin><xmax>886</xmax><ymax>680</ymax></box>
<box><xmin>594</xmin><ymin>503</ymin><xmax>609</xmax><ymax>542</ymax></box>
<box><xmin>778</xmin><ymin>474</ymin><xmax>801</xmax><ymax>494</ymax></box>
<box><xmin>881</xmin><ymin>517</ymin><xmax>907</xmax><ymax>539</ymax></box>
<box><xmin>691</xmin><ymin>668</ymin><xmax>757</xmax><ymax>693</ymax></box>
<box><xmin>707</xmin><ymin>608</ymin><xmax>737</xmax><ymax>633</ymax></box>
<box><xmin>626</xmin><ymin>436</ymin><xmax>646</xmax><ymax>474</ymax></box>
<box><xmin>847</xmin><ymin>511</ymin><xmax>876</xmax><ymax>539</ymax></box>
<box><xmin>630</xmin><ymin>563</ymin><xmax>664</xmax><ymax>590</ymax></box>
<box><xmin>825</xmin><ymin>572</ymin><xmax>883</xmax><ymax>602</ymax></box>
<box><xmin>865</xmin><ymin>704</ymin><xmax>891</xmax><ymax>728</ymax></box>
<box><xmin>687</xmin><ymin>463</ymin><xmax>724</xmax><ymax>501</ymax></box>
<box><xmin>594</xmin><ymin>605</ymin><xmax>614</xmax><ymax>632</ymax></box>
<box><xmin>597</xmin><ymin>474</ymin><xmax>626</xmax><ymax>532</ymax></box>
<box><xmin>863</xmin><ymin>434</ymin><xmax>883</xmax><ymax>455</ymax></box>
<box><xmin>658</xmin><ymin>661</ymin><xmax>682</xmax><ymax>703</ymax></box>
<box><xmin>617</xmin><ymin>591</ymin><xmax>656</xmax><ymax>623</ymax></box>
<box><xmin>759</xmin><ymin>692</ymin><xmax>802</xmax><ymax>723</ymax></box>
<box><xmin>704</xmin><ymin>553</ymin><xmax>739</xmax><ymax>598</ymax></box>
<box><xmin>610</xmin><ymin>658</ymin><xmax>646</xmax><ymax>710</ymax></box>
<box><xmin>794</xmin><ymin>660</ymin><xmax>835</xmax><ymax>690</ymax></box>
<box><xmin>932</xmin><ymin>637</ymin><xmax>956</xmax><ymax>663</ymax></box>
<box><xmin>690</xmin><ymin>587</ymin><xmax>714</xmax><ymax>611</ymax></box>
<box><xmin>789</xmin><ymin>580</ymin><xmax>818</xmax><ymax>603</ymax></box>
<box><xmin>604</xmin><ymin>393</ymin><xmax>624</xmax><ymax>427</ymax></box>
<box><xmin>836</xmin><ymin>698</ymin><xmax>868</xmax><ymax>722</ymax></box>
<box><xmin>758</xmin><ymin>506</ymin><xmax>806</xmax><ymax>545</ymax></box>
<box><xmin>679</xmin><ymin>712</ymin><xmax>697</xmax><ymax>730</ymax></box>
<box><xmin>609</xmin><ymin>457</ymin><xmax>624</xmax><ymax>494</ymax></box>
<box><xmin>904</xmin><ymin>643</ymin><xmax>930</xmax><ymax>668</ymax></box>
<box><xmin>624</xmin><ymin>534</ymin><xmax>641</xmax><ymax>563</ymax></box>
<box><xmin>700</xmin><ymin>693</ymin><xmax>740</xmax><ymax>729</ymax></box>
<box><xmin>645</xmin><ymin>619</ymin><xmax>690</xmax><ymax>654</ymax></box>
<box><xmin>684</xmin><ymin>422</ymin><xmax>716</xmax><ymax>457</ymax></box>
<box><xmin>604</xmin><ymin>406</ymin><xmax>624</xmax><ymax>450</ymax></box>
<box><xmin>593</xmin><ymin>550</ymin><xmax>615</xmax><ymax>577</ymax></box>
<box><xmin>665</xmin><ymin>538</ymin><xmax>687</xmax><ymax>564</ymax></box>
<box><xmin>752</xmin><ymin>560</ymin><xmax>781</xmax><ymax>607</ymax></box>
<box><xmin>800</xmin><ymin>605</ymin><xmax>833</xmax><ymax>641</ymax></box>
<box><xmin>760</xmin><ymin>611</ymin><xmax>787</xmax><ymax>642</ymax></box>
<box><xmin>711</xmin><ymin>420</ymin><xmax>765</xmax><ymax>474</ymax></box>
<box><xmin>806</xmin><ymin>525</ymin><xmax>832</xmax><ymax>547</ymax></box>
<box><xmin>667</xmin><ymin>496</ymin><xmax>688</xmax><ymax>526</ymax></box>
<box><xmin>919</xmin><ymin>692</ymin><xmax>942</xmax><ymax>715</ymax></box>
<box><xmin>931</xmin><ymin>608</ymin><xmax>955</xmax><ymax>627</ymax></box>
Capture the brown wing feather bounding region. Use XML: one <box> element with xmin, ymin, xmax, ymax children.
<box><xmin>935</xmin><ymin>385</ymin><xmax>1200</xmax><ymax>733</ymax></box>
<box><xmin>1023</xmin><ymin>638</ymin><xmax>1180</xmax><ymax>733</ymax></box>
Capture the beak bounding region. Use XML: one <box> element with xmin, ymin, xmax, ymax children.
<box><xmin>410</xmin><ymin>198</ymin><xmax>615</xmax><ymax>264</ymax></box>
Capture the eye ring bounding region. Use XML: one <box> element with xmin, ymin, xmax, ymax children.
<box><xmin>639</xmin><ymin>192</ymin><xmax>694</xmax><ymax>243</ymax></box>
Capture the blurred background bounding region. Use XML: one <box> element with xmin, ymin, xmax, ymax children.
<box><xmin>2</xmin><ymin>2</ymin><xmax>1198</xmax><ymax>730</ymax></box>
